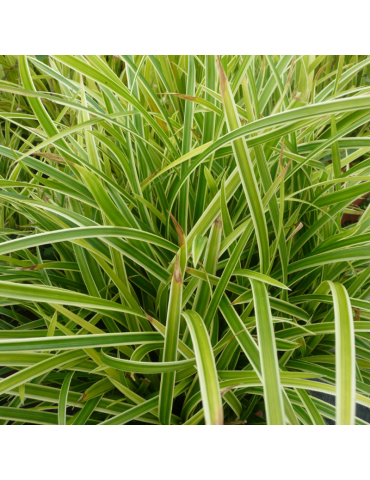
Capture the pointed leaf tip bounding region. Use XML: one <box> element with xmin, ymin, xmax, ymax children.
<box><xmin>168</xmin><ymin>211</ymin><xmax>185</xmax><ymax>247</ymax></box>
<box><xmin>217</xmin><ymin>55</ymin><xmax>227</xmax><ymax>94</ymax></box>
<box><xmin>192</xmin><ymin>235</ymin><xmax>207</xmax><ymax>268</ymax></box>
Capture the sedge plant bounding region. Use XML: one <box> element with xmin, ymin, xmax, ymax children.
<box><xmin>0</xmin><ymin>55</ymin><xmax>369</xmax><ymax>425</ymax></box>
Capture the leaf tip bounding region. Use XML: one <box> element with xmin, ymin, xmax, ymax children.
<box><xmin>217</xmin><ymin>56</ymin><xmax>227</xmax><ymax>94</ymax></box>
<box><xmin>168</xmin><ymin>211</ymin><xmax>185</xmax><ymax>247</ymax></box>
<box><xmin>144</xmin><ymin>311</ymin><xmax>155</xmax><ymax>324</ymax></box>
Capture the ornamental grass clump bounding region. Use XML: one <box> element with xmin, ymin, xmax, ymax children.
<box><xmin>0</xmin><ymin>55</ymin><xmax>370</xmax><ymax>425</ymax></box>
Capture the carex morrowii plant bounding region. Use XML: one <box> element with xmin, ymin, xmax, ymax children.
<box><xmin>0</xmin><ymin>55</ymin><xmax>370</xmax><ymax>425</ymax></box>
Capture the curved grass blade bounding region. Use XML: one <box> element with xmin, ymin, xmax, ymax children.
<box><xmin>158</xmin><ymin>255</ymin><xmax>183</xmax><ymax>425</ymax></box>
<box><xmin>58</xmin><ymin>371</ymin><xmax>74</xmax><ymax>425</ymax></box>
<box><xmin>217</xmin><ymin>56</ymin><xmax>269</xmax><ymax>273</ymax></box>
<box><xmin>182</xmin><ymin>310</ymin><xmax>223</xmax><ymax>425</ymax></box>
<box><xmin>250</xmin><ymin>279</ymin><xmax>285</xmax><ymax>425</ymax></box>
<box><xmin>326</xmin><ymin>281</ymin><xmax>356</xmax><ymax>425</ymax></box>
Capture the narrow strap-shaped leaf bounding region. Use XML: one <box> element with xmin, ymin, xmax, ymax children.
<box><xmin>233</xmin><ymin>269</ymin><xmax>290</xmax><ymax>290</ymax></box>
<box><xmin>101</xmin><ymin>349</ymin><xmax>195</xmax><ymax>374</ymax></box>
<box><xmin>182</xmin><ymin>310</ymin><xmax>223</xmax><ymax>425</ymax></box>
<box><xmin>217</xmin><ymin>57</ymin><xmax>270</xmax><ymax>273</ymax></box>
<box><xmin>192</xmin><ymin>235</ymin><xmax>207</xmax><ymax>268</ymax></box>
<box><xmin>72</xmin><ymin>396</ymin><xmax>102</xmax><ymax>425</ymax></box>
<box><xmin>325</xmin><ymin>281</ymin><xmax>356</xmax><ymax>425</ymax></box>
<box><xmin>178</xmin><ymin>55</ymin><xmax>195</xmax><ymax>234</ymax></box>
<box><xmin>0</xmin><ymin>351</ymin><xmax>86</xmax><ymax>395</ymax></box>
<box><xmin>192</xmin><ymin>215</ymin><xmax>223</xmax><ymax>322</ymax></box>
<box><xmin>0</xmin><ymin>280</ymin><xmax>149</xmax><ymax>316</ymax></box>
<box><xmin>0</xmin><ymin>407</ymin><xmax>61</xmax><ymax>425</ymax></box>
<box><xmin>295</xmin><ymin>389</ymin><xmax>326</xmax><ymax>425</ymax></box>
<box><xmin>58</xmin><ymin>371</ymin><xmax>74</xmax><ymax>425</ymax></box>
<box><xmin>0</xmin><ymin>332</ymin><xmax>162</xmax><ymax>353</ymax></box>
<box><xmin>100</xmin><ymin>396</ymin><xmax>159</xmax><ymax>426</ymax></box>
<box><xmin>250</xmin><ymin>279</ymin><xmax>285</xmax><ymax>425</ymax></box>
<box><xmin>158</xmin><ymin>256</ymin><xmax>183</xmax><ymax>424</ymax></box>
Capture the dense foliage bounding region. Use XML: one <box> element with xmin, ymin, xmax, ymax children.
<box><xmin>0</xmin><ymin>55</ymin><xmax>370</xmax><ymax>425</ymax></box>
